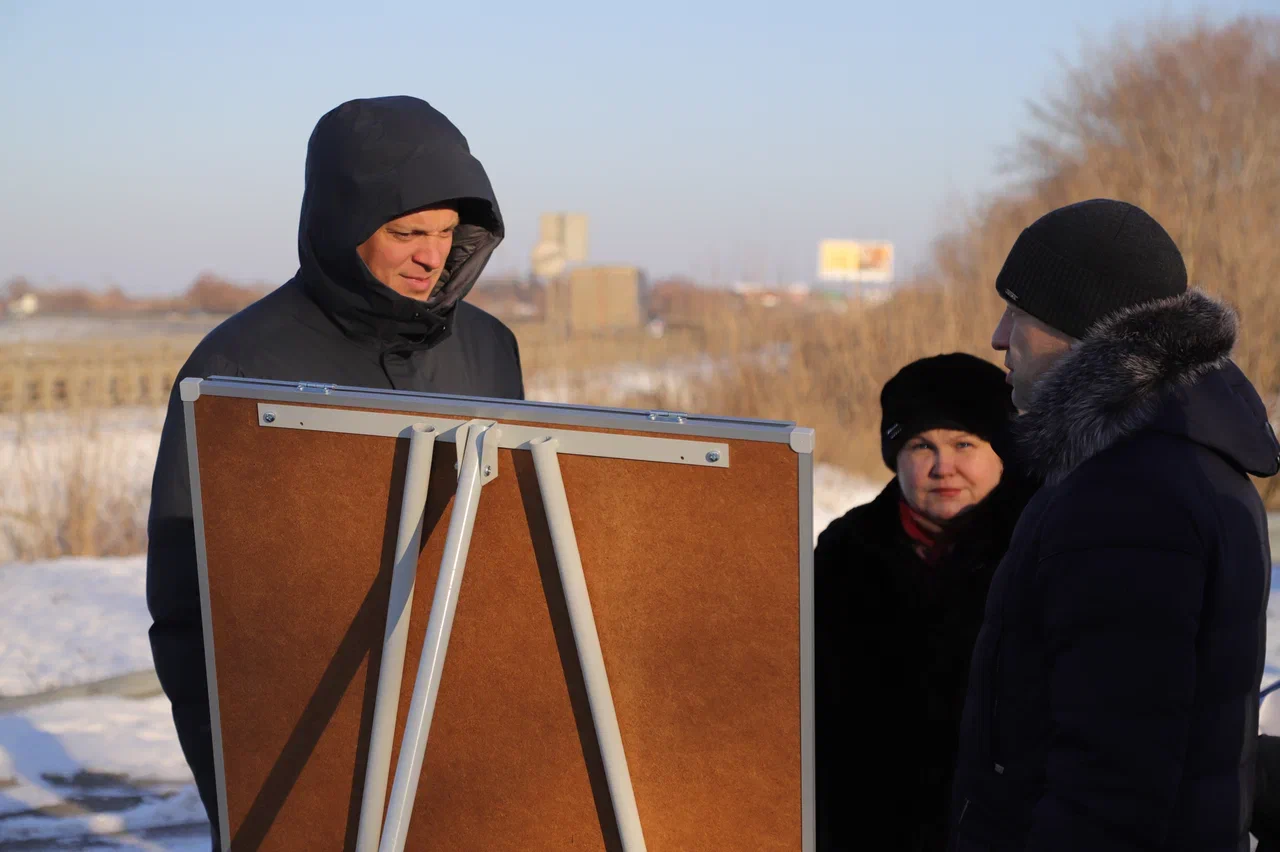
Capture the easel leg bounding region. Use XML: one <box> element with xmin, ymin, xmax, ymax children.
<box><xmin>529</xmin><ymin>436</ymin><xmax>648</xmax><ymax>852</ymax></box>
<box><xmin>355</xmin><ymin>423</ymin><xmax>437</xmax><ymax>852</ymax></box>
<box><xmin>377</xmin><ymin>422</ymin><xmax>499</xmax><ymax>852</ymax></box>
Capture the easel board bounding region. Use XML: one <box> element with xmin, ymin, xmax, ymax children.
<box><xmin>182</xmin><ymin>376</ymin><xmax>815</xmax><ymax>851</ymax></box>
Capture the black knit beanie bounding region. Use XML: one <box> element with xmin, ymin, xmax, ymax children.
<box><xmin>995</xmin><ymin>199</ymin><xmax>1187</xmax><ymax>339</ymax></box>
<box><xmin>880</xmin><ymin>353</ymin><xmax>1016</xmax><ymax>471</ymax></box>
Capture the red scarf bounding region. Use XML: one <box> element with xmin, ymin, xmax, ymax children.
<box><xmin>899</xmin><ymin>499</ymin><xmax>948</xmax><ymax>565</ymax></box>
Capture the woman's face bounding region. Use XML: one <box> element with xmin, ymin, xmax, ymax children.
<box><xmin>896</xmin><ymin>429</ymin><xmax>1004</xmax><ymax>524</ymax></box>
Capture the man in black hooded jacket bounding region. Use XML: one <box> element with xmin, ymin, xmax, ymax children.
<box><xmin>947</xmin><ymin>199</ymin><xmax>1280</xmax><ymax>851</ymax></box>
<box><xmin>145</xmin><ymin>96</ymin><xmax>524</xmax><ymax>847</ymax></box>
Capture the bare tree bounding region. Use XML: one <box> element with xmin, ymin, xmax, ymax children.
<box><xmin>927</xmin><ymin>15</ymin><xmax>1280</xmax><ymax>499</ymax></box>
<box><xmin>644</xmin><ymin>16</ymin><xmax>1280</xmax><ymax>502</ymax></box>
<box><xmin>183</xmin><ymin>272</ymin><xmax>272</xmax><ymax>315</ymax></box>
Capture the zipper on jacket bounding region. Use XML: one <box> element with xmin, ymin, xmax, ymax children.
<box><xmin>947</xmin><ymin>799</ymin><xmax>972</xmax><ymax>852</ymax></box>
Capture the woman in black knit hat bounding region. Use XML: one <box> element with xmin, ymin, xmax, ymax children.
<box><xmin>813</xmin><ymin>352</ymin><xmax>1038</xmax><ymax>852</ymax></box>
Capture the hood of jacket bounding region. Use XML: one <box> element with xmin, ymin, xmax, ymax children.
<box><xmin>295</xmin><ymin>95</ymin><xmax>503</xmax><ymax>353</ymax></box>
<box><xmin>1016</xmin><ymin>288</ymin><xmax>1280</xmax><ymax>485</ymax></box>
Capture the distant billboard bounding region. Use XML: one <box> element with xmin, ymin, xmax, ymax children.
<box><xmin>817</xmin><ymin>240</ymin><xmax>894</xmax><ymax>284</ymax></box>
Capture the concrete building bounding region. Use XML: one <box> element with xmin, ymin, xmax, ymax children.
<box><xmin>546</xmin><ymin>265</ymin><xmax>647</xmax><ymax>334</ymax></box>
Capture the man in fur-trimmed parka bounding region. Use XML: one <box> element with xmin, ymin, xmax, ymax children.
<box><xmin>946</xmin><ymin>199</ymin><xmax>1280</xmax><ymax>852</ymax></box>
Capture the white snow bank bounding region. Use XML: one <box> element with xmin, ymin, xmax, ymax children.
<box><xmin>813</xmin><ymin>464</ymin><xmax>884</xmax><ymax>543</ymax></box>
<box><xmin>0</xmin><ymin>556</ymin><xmax>152</xmax><ymax>699</ymax></box>
<box><xmin>0</xmin><ymin>695</ymin><xmax>206</xmax><ymax>845</ymax></box>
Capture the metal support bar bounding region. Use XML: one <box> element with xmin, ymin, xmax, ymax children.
<box><xmin>377</xmin><ymin>422</ymin><xmax>499</xmax><ymax>852</ymax></box>
<box><xmin>354</xmin><ymin>423</ymin><xmax>437</xmax><ymax>852</ymax></box>
<box><xmin>529</xmin><ymin>436</ymin><xmax>648</xmax><ymax>852</ymax></box>
<box><xmin>255</xmin><ymin>404</ymin><xmax>729</xmax><ymax>469</ymax></box>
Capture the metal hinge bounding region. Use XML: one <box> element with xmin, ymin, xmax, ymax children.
<box><xmin>296</xmin><ymin>382</ymin><xmax>337</xmax><ymax>394</ymax></box>
<box><xmin>452</xmin><ymin>420</ymin><xmax>500</xmax><ymax>484</ymax></box>
<box><xmin>647</xmin><ymin>410</ymin><xmax>687</xmax><ymax>424</ymax></box>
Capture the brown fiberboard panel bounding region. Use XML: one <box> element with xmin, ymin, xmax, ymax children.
<box><xmin>193</xmin><ymin>394</ymin><xmax>802</xmax><ymax>851</ymax></box>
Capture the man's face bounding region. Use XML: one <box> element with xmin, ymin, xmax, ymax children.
<box><xmin>991</xmin><ymin>303</ymin><xmax>1076</xmax><ymax>411</ymax></box>
<box><xmin>356</xmin><ymin>206</ymin><xmax>459</xmax><ymax>301</ymax></box>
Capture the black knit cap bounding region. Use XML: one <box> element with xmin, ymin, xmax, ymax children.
<box><xmin>880</xmin><ymin>353</ymin><xmax>1016</xmax><ymax>471</ymax></box>
<box><xmin>995</xmin><ymin>199</ymin><xmax>1187</xmax><ymax>339</ymax></box>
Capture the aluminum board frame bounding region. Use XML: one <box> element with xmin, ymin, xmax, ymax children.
<box><xmin>184</xmin><ymin>376</ymin><xmax>796</xmax><ymax>444</ymax></box>
<box><xmin>181</xmin><ymin>395</ymin><xmax>233</xmax><ymax>849</ymax></box>
<box><xmin>178</xmin><ymin>376</ymin><xmax>816</xmax><ymax>851</ymax></box>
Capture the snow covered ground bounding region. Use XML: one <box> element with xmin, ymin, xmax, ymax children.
<box><xmin>813</xmin><ymin>464</ymin><xmax>881</xmax><ymax>539</ymax></box>
<box><xmin>0</xmin><ymin>554</ymin><xmax>209</xmax><ymax>849</ymax></box>
<box><xmin>0</xmin><ymin>696</ymin><xmax>209</xmax><ymax>849</ymax></box>
<box><xmin>0</xmin><ymin>559</ymin><xmax>156</xmax><ymax>699</ymax></box>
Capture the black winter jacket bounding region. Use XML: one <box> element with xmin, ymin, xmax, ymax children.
<box><xmin>1253</xmin><ymin>734</ymin><xmax>1280</xmax><ymax>850</ymax></box>
<box><xmin>815</xmin><ymin>472</ymin><xmax>1036</xmax><ymax>851</ymax></box>
<box><xmin>145</xmin><ymin>97</ymin><xmax>524</xmax><ymax>847</ymax></box>
<box><xmin>948</xmin><ymin>290</ymin><xmax>1280</xmax><ymax>851</ymax></box>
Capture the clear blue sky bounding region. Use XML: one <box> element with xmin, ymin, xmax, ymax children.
<box><xmin>1</xmin><ymin>0</ymin><xmax>1273</xmax><ymax>295</ymax></box>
